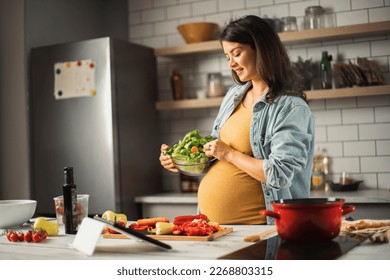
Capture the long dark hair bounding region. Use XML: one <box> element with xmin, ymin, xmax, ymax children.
<box><xmin>220</xmin><ymin>15</ymin><xmax>307</xmax><ymax>103</ymax></box>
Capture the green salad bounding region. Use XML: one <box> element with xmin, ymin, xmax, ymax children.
<box><xmin>164</xmin><ymin>129</ymin><xmax>214</xmax><ymax>175</ymax></box>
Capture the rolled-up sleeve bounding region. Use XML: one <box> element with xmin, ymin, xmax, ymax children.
<box><xmin>263</xmin><ymin>105</ymin><xmax>313</xmax><ymax>190</ymax></box>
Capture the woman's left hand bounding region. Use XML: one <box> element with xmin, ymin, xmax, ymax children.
<box><xmin>203</xmin><ymin>139</ymin><xmax>233</xmax><ymax>161</ymax></box>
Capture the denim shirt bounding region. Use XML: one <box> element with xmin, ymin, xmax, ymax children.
<box><xmin>210</xmin><ymin>82</ymin><xmax>315</xmax><ymax>224</ymax></box>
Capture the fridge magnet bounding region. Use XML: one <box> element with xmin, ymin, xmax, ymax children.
<box><xmin>54</xmin><ymin>59</ymin><xmax>96</xmax><ymax>99</ymax></box>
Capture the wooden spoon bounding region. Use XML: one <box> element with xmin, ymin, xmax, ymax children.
<box><xmin>244</xmin><ymin>227</ymin><xmax>277</xmax><ymax>242</ymax></box>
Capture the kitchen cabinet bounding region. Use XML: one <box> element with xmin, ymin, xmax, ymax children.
<box><xmin>154</xmin><ymin>21</ymin><xmax>390</xmax><ymax>111</ymax></box>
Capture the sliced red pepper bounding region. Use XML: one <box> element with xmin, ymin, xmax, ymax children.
<box><xmin>173</xmin><ymin>214</ymin><xmax>208</xmax><ymax>225</ymax></box>
<box><xmin>129</xmin><ymin>223</ymin><xmax>151</xmax><ymax>232</ymax></box>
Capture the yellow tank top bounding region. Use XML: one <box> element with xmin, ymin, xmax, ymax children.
<box><xmin>198</xmin><ymin>102</ymin><xmax>266</xmax><ymax>224</ymax></box>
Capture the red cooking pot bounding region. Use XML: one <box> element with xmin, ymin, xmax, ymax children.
<box><xmin>260</xmin><ymin>198</ymin><xmax>355</xmax><ymax>243</ymax></box>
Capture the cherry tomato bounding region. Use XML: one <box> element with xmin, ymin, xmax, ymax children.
<box><xmin>24</xmin><ymin>231</ymin><xmax>32</xmax><ymax>242</ymax></box>
<box><xmin>31</xmin><ymin>229</ymin><xmax>47</xmax><ymax>243</ymax></box>
<box><xmin>9</xmin><ymin>232</ymin><xmax>20</xmax><ymax>242</ymax></box>
<box><xmin>6</xmin><ymin>230</ymin><xmax>14</xmax><ymax>241</ymax></box>
<box><xmin>32</xmin><ymin>231</ymin><xmax>43</xmax><ymax>243</ymax></box>
<box><xmin>17</xmin><ymin>232</ymin><xmax>25</xmax><ymax>241</ymax></box>
<box><xmin>191</xmin><ymin>146</ymin><xmax>199</xmax><ymax>153</ymax></box>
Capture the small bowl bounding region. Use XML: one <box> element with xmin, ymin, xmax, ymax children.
<box><xmin>0</xmin><ymin>200</ymin><xmax>37</xmax><ymax>228</ymax></box>
<box><xmin>173</xmin><ymin>157</ymin><xmax>215</xmax><ymax>176</ymax></box>
<box><xmin>177</xmin><ymin>22</ymin><xmax>219</xmax><ymax>43</ymax></box>
<box><xmin>330</xmin><ymin>180</ymin><xmax>363</xmax><ymax>192</ymax></box>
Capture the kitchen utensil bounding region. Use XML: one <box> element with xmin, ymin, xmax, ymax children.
<box><xmin>260</xmin><ymin>198</ymin><xmax>355</xmax><ymax>243</ymax></box>
<box><xmin>177</xmin><ymin>22</ymin><xmax>219</xmax><ymax>43</ymax></box>
<box><xmin>244</xmin><ymin>227</ymin><xmax>277</xmax><ymax>242</ymax></box>
<box><xmin>0</xmin><ymin>200</ymin><xmax>37</xmax><ymax>228</ymax></box>
<box><xmin>330</xmin><ymin>180</ymin><xmax>363</xmax><ymax>192</ymax></box>
<box><xmin>103</xmin><ymin>226</ymin><xmax>233</xmax><ymax>241</ymax></box>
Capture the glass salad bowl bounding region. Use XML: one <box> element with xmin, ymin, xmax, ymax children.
<box><xmin>173</xmin><ymin>156</ymin><xmax>216</xmax><ymax>176</ymax></box>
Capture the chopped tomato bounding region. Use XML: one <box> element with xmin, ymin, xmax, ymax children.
<box><xmin>190</xmin><ymin>146</ymin><xmax>199</xmax><ymax>153</ymax></box>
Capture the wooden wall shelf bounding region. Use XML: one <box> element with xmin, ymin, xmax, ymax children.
<box><xmin>154</xmin><ymin>21</ymin><xmax>390</xmax><ymax>110</ymax></box>
<box><xmin>155</xmin><ymin>85</ymin><xmax>390</xmax><ymax>110</ymax></box>
<box><xmin>154</xmin><ymin>21</ymin><xmax>390</xmax><ymax>57</ymax></box>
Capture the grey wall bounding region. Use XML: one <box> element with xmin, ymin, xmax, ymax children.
<box><xmin>0</xmin><ymin>0</ymin><xmax>28</xmax><ymax>199</ymax></box>
<box><xmin>0</xmin><ymin>0</ymin><xmax>129</xmax><ymax>199</ymax></box>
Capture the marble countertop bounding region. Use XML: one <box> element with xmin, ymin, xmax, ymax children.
<box><xmin>135</xmin><ymin>188</ymin><xmax>390</xmax><ymax>204</ymax></box>
<box><xmin>1</xmin><ymin>223</ymin><xmax>389</xmax><ymax>260</ymax></box>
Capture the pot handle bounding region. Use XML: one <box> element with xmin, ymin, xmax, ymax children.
<box><xmin>342</xmin><ymin>205</ymin><xmax>356</xmax><ymax>216</ymax></box>
<box><xmin>260</xmin><ymin>210</ymin><xmax>280</xmax><ymax>220</ymax></box>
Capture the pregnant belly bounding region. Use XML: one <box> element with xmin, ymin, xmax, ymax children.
<box><xmin>197</xmin><ymin>161</ymin><xmax>266</xmax><ymax>224</ymax></box>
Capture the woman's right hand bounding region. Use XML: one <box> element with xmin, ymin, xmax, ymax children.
<box><xmin>159</xmin><ymin>144</ymin><xmax>179</xmax><ymax>172</ymax></box>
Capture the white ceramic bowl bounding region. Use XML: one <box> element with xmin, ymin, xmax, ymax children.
<box><xmin>0</xmin><ymin>200</ymin><xmax>37</xmax><ymax>228</ymax></box>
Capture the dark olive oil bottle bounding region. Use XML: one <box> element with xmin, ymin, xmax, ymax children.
<box><xmin>63</xmin><ymin>167</ymin><xmax>78</xmax><ymax>234</ymax></box>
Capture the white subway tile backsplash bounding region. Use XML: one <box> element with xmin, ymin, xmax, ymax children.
<box><xmin>128</xmin><ymin>0</ymin><xmax>390</xmax><ymax>190</ymax></box>
<box><xmin>336</xmin><ymin>10</ymin><xmax>368</xmax><ymax>26</ymax></box>
<box><xmin>205</xmin><ymin>12</ymin><xmax>232</xmax><ymax>27</ymax></box>
<box><xmin>313</xmin><ymin>109</ymin><xmax>342</xmax><ymax>125</ymax></box>
<box><xmin>167</xmin><ymin>4</ymin><xmax>191</xmax><ymax>19</ymax></box>
<box><xmin>315</xmin><ymin>126</ymin><xmax>327</xmax><ymax>142</ymax></box>
<box><xmin>326</xmin><ymin>97</ymin><xmax>357</xmax><ymax>109</ymax></box>
<box><xmin>129</xmin><ymin>24</ymin><xmax>154</xmax><ymax>39</ymax></box>
<box><xmin>358</xmin><ymin>95</ymin><xmax>390</xmax><ymax>107</ymax></box>
<box><xmin>371</xmin><ymin>39</ymin><xmax>390</xmax><ymax>57</ymax></box>
<box><xmin>218</xmin><ymin>0</ymin><xmax>245</xmax><ymax>12</ymax></box>
<box><xmin>319</xmin><ymin>142</ymin><xmax>343</xmax><ymax>157</ymax></box>
<box><xmin>378</xmin><ymin>173</ymin><xmax>390</xmax><ymax>189</ymax></box>
<box><xmin>342</xmin><ymin>107</ymin><xmax>374</xmax><ymax>124</ymax></box>
<box><xmin>331</xmin><ymin>157</ymin><xmax>361</xmax><ymax>173</ymax></box>
<box><xmin>357</xmin><ymin>173</ymin><xmax>378</xmax><ymax>189</ymax></box>
<box><xmin>369</xmin><ymin>6</ymin><xmax>390</xmax><ymax>22</ymax></box>
<box><xmin>377</xmin><ymin>140</ymin><xmax>390</xmax><ymax>155</ymax></box>
<box><xmin>143</xmin><ymin>35</ymin><xmax>166</xmax><ymax>48</ymax></box>
<box><xmin>338</xmin><ymin>42</ymin><xmax>371</xmax><ymax>60</ymax></box>
<box><xmin>328</xmin><ymin>125</ymin><xmax>358</xmax><ymax>141</ymax></box>
<box><xmin>359</xmin><ymin>123</ymin><xmax>390</xmax><ymax>140</ymax></box>
<box><xmin>260</xmin><ymin>4</ymin><xmax>289</xmax><ymax>18</ymax></box>
<box><xmin>231</xmin><ymin>8</ymin><xmax>260</xmax><ymax>19</ymax></box>
<box><xmin>154</xmin><ymin>0</ymin><xmax>177</xmax><ymax>8</ymax></box>
<box><xmin>247</xmin><ymin>0</ymin><xmax>273</xmax><ymax>8</ymax></box>
<box><xmin>142</xmin><ymin>8</ymin><xmax>165</xmax><ymax>23</ymax></box>
<box><xmin>361</xmin><ymin>156</ymin><xmax>390</xmax><ymax>172</ymax></box>
<box><xmin>309</xmin><ymin>99</ymin><xmax>325</xmax><ymax>110</ymax></box>
<box><xmin>352</xmin><ymin>0</ymin><xmax>384</xmax><ymax>10</ymax></box>
<box><xmin>343</xmin><ymin>141</ymin><xmax>376</xmax><ymax>156</ymax></box>
<box><xmin>193</xmin><ymin>0</ymin><xmax>217</xmax><ymax>15</ymax></box>
<box><xmin>155</xmin><ymin>20</ymin><xmax>178</xmax><ymax>36</ymax></box>
<box><xmin>375</xmin><ymin>106</ymin><xmax>390</xmax><ymax>122</ymax></box>
<box><xmin>320</xmin><ymin>0</ymin><xmax>351</xmax><ymax>12</ymax></box>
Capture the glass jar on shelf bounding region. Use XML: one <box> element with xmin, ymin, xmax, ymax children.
<box><xmin>304</xmin><ymin>6</ymin><xmax>325</xmax><ymax>30</ymax></box>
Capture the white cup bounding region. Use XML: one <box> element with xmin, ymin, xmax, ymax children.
<box><xmin>196</xmin><ymin>89</ymin><xmax>207</xmax><ymax>99</ymax></box>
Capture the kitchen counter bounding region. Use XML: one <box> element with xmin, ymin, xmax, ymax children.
<box><xmin>1</xmin><ymin>223</ymin><xmax>389</xmax><ymax>260</ymax></box>
<box><xmin>136</xmin><ymin>189</ymin><xmax>390</xmax><ymax>204</ymax></box>
<box><xmin>136</xmin><ymin>189</ymin><xmax>390</xmax><ymax>220</ymax></box>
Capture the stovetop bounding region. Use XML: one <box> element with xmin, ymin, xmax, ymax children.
<box><xmin>219</xmin><ymin>234</ymin><xmax>366</xmax><ymax>260</ymax></box>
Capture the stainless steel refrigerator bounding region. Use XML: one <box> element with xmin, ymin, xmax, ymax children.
<box><xmin>29</xmin><ymin>37</ymin><xmax>162</xmax><ymax>219</ymax></box>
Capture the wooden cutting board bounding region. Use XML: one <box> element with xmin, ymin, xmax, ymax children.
<box><xmin>103</xmin><ymin>227</ymin><xmax>233</xmax><ymax>241</ymax></box>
